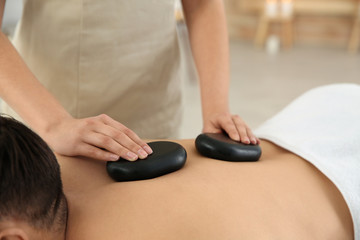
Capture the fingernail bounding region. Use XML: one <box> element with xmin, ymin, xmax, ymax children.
<box><xmin>243</xmin><ymin>138</ymin><xmax>250</xmax><ymax>144</ymax></box>
<box><xmin>127</xmin><ymin>152</ymin><xmax>138</xmax><ymax>161</ymax></box>
<box><xmin>143</xmin><ymin>145</ymin><xmax>153</xmax><ymax>154</ymax></box>
<box><xmin>138</xmin><ymin>149</ymin><xmax>148</xmax><ymax>159</ymax></box>
<box><xmin>251</xmin><ymin>138</ymin><xmax>257</xmax><ymax>144</ymax></box>
<box><xmin>233</xmin><ymin>135</ymin><xmax>240</xmax><ymax>141</ymax></box>
<box><xmin>109</xmin><ymin>154</ymin><xmax>119</xmax><ymax>161</ymax></box>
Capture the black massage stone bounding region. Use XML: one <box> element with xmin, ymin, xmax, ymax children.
<box><xmin>195</xmin><ymin>133</ymin><xmax>261</xmax><ymax>162</ymax></box>
<box><xmin>107</xmin><ymin>141</ymin><xmax>187</xmax><ymax>182</ymax></box>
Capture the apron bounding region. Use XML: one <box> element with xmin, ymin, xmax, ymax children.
<box><xmin>2</xmin><ymin>0</ymin><xmax>183</xmax><ymax>139</ymax></box>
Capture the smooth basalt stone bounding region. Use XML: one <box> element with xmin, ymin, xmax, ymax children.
<box><xmin>195</xmin><ymin>133</ymin><xmax>261</xmax><ymax>162</ymax></box>
<box><xmin>107</xmin><ymin>141</ymin><xmax>187</xmax><ymax>182</ymax></box>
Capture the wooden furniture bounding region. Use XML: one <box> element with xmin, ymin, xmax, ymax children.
<box><xmin>226</xmin><ymin>0</ymin><xmax>359</xmax><ymax>47</ymax></box>
<box><xmin>237</xmin><ymin>0</ymin><xmax>356</xmax><ymax>15</ymax></box>
<box><xmin>255</xmin><ymin>0</ymin><xmax>294</xmax><ymax>49</ymax></box>
<box><xmin>348</xmin><ymin>1</ymin><xmax>360</xmax><ymax>53</ymax></box>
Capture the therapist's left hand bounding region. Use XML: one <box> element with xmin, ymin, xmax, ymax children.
<box><xmin>202</xmin><ymin>112</ymin><xmax>259</xmax><ymax>145</ymax></box>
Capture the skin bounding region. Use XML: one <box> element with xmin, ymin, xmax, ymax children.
<box><xmin>0</xmin><ymin>29</ymin><xmax>152</xmax><ymax>162</ymax></box>
<box><xmin>59</xmin><ymin>139</ymin><xmax>353</xmax><ymax>240</ymax></box>
<box><xmin>0</xmin><ymin>0</ymin><xmax>257</xmax><ymax>163</ymax></box>
<box><xmin>0</xmin><ymin>221</ymin><xmax>64</xmax><ymax>240</ymax></box>
<box><xmin>182</xmin><ymin>0</ymin><xmax>258</xmax><ymax>144</ymax></box>
<box><xmin>0</xmin><ymin>0</ymin><xmax>3</xmax><ymax>27</ymax></box>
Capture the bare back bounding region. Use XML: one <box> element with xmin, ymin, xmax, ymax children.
<box><xmin>59</xmin><ymin>140</ymin><xmax>353</xmax><ymax>240</ymax></box>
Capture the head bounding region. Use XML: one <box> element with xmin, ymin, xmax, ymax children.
<box><xmin>0</xmin><ymin>115</ymin><xmax>67</xmax><ymax>240</ymax></box>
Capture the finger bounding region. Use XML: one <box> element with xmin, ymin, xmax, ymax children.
<box><xmin>232</xmin><ymin>115</ymin><xmax>250</xmax><ymax>144</ymax></box>
<box><xmin>98</xmin><ymin>114</ymin><xmax>153</xmax><ymax>154</ymax></box>
<box><xmin>93</xmin><ymin>123</ymin><xmax>150</xmax><ymax>159</ymax></box>
<box><xmin>75</xmin><ymin>143</ymin><xmax>121</xmax><ymax>162</ymax></box>
<box><xmin>245</xmin><ymin>127</ymin><xmax>258</xmax><ymax>145</ymax></box>
<box><xmin>82</xmin><ymin>132</ymin><xmax>141</xmax><ymax>161</ymax></box>
<box><xmin>119</xmin><ymin>127</ymin><xmax>152</xmax><ymax>155</ymax></box>
<box><xmin>218</xmin><ymin>115</ymin><xmax>241</xmax><ymax>141</ymax></box>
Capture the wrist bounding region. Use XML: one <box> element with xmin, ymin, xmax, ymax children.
<box><xmin>202</xmin><ymin>108</ymin><xmax>230</xmax><ymax>123</ymax></box>
<box><xmin>36</xmin><ymin>111</ymin><xmax>73</xmax><ymax>140</ymax></box>
<box><xmin>200</xmin><ymin>90</ymin><xmax>229</xmax><ymax>121</ymax></box>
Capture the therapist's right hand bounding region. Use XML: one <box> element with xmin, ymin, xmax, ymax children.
<box><xmin>0</xmin><ymin>23</ymin><xmax>151</xmax><ymax>161</ymax></box>
<box><xmin>44</xmin><ymin>114</ymin><xmax>153</xmax><ymax>162</ymax></box>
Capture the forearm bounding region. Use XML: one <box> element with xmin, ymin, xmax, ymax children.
<box><xmin>0</xmin><ymin>0</ymin><xmax>5</xmax><ymax>27</ymax></box>
<box><xmin>0</xmin><ymin>32</ymin><xmax>71</xmax><ymax>136</ymax></box>
<box><xmin>0</xmin><ymin>0</ymin><xmax>154</xmax><ymax>160</ymax></box>
<box><xmin>182</xmin><ymin>0</ymin><xmax>230</xmax><ymax>120</ymax></box>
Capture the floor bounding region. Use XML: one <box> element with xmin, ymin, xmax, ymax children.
<box><xmin>178</xmin><ymin>24</ymin><xmax>360</xmax><ymax>139</ymax></box>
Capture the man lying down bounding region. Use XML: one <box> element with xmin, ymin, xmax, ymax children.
<box><xmin>0</xmin><ymin>83</ymin><xmax>359</xmax><ymax>240</ymax></box>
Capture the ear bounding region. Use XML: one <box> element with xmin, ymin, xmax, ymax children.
<box><xmin>0</xmin><ymin>227</ymin><xmax>29</xmax><ymax>240</ymax></box>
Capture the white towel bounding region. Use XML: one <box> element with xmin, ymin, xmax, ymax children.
<box><xmin>254</xmin><ymin>83</ymin><xmax>360</xmax><ymax>239</ymax></box>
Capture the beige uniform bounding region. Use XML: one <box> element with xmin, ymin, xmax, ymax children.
<box><xmin>2</xmin><ymin>0</ymin><xmax>183</xmax><ymax>138</ymax></box>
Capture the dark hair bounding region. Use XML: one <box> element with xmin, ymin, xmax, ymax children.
<box><xmin>0</xmin><ymin>115</ymin><xmax>67</xmax><ymax>232</ymax></box>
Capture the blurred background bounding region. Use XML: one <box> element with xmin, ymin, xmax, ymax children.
<box><xmin>179</xmin><ymin>0</ymin><xmax>360</xmax><ymax>138</ymax></box>
<box><xmin>2</xmin><ymin>0</ymin><xmax>360</xmax><ymax>139</ymax></box>
<box><xmin>1</xmin><ymin>0</ymin><xmax>22</xmax><ymax>36</ymax></box>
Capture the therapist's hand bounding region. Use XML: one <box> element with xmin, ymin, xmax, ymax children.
<box><xmin>44</xmin><ymin>114</ymin><xmax>153</xmax><ymax>161</ymax></box>
<box><xmin>203</xmin><ymin>112</ymin><xmax>259</xmax><ymax>145</ymax></box>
